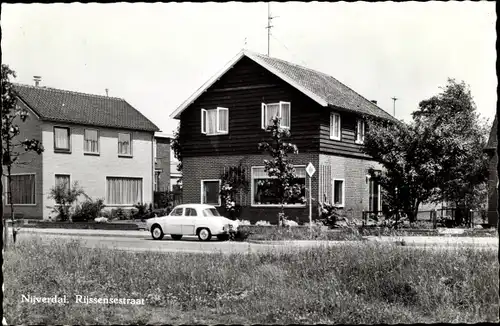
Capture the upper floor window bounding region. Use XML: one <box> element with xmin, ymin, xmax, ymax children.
<box><xmin>355</xmin><ymin>119</ymin><xmax>365</xmax><ymax>144</ymax></box>
<box><xmin>84</xmin><ymin>129</ymin><xmax>99</xmax><ymax>154</ymax></box>
<box><xmin>54</xmin><ymin>127</ymin><xmax>71</xmax><ymax>152</ymax></box>
<box><xmin>261</xmin><ymin>101</ymin><xmax>291</xmax><ymax>130</ymax></box>
<box><xmin>330</xmin><ymin>112</ymin><xmax>341</xmax><ymax>140</ymax></box>
<box><xmin>118</xmin><ymin>132</ymin><xmax>132</xmax><ymax>156</ymax></box>
<box><xmin>201</xmin><ymin>107</ymin><xmax>228</xmax><ymax>135</ymax></box>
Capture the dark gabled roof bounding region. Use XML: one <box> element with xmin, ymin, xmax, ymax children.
<box><xmin>14</xmin><ymin>84</ymin><xmax>159</xmax><ymax>132</ymax></box>
<box><xmin>486</xmin><ymin>114</ymin><xmax>497</xmax><ymax>150</ymax></box>
<box><xmin>171</xmin><ymin>50</ymin><xmax>395</xmax><ymax>121</ymax></box>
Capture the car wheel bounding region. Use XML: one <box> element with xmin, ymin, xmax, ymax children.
<box><xmin>151</xmin><ymin>225</ymin><xmax>164</xmax><ymax>240</ymax></box>
<box><xmin>171</xmin><ymin>234</ymin><xmax>183</xmax><ymax>240</ymax></box>
<box><xmin>198</xmin><ymin>228</ymin><xmax>212</xmax><ymax>241</ymax></box>
<box><xmin>217</xmin><ymin>234</ymin><xmax>229</xmax><ymax>241</ymax></box>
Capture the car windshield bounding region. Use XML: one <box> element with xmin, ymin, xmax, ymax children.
<box><xmin>202</xmin><ymin>208</ymin><xmax>221</xmax><ymax>217</ymax></box>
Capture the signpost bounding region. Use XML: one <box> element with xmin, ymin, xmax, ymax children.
<box><xmin>305</xmin><ymin>162</ymin><xmax>316</xmax><ymax>235</ymax></box>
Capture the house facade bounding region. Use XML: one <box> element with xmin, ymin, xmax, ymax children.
<box><xmin>3</xmin><ymin>83</ymin><xmax>159</xmax><ymax>220</ymax></box>
<box><xmin>485</xmin><ymin>114</ymin><xmax>498</xmax><ymax>227</ymax></box>
<box><xmin>169</xmin><ymin>50</ymin><xmax>395</xmax><ymax>224</ymax></box>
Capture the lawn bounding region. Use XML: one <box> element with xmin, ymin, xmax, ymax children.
<box><xmin>3</xmin><ymin>237</ymin><xmax>499</xmax><ymax>324</ymax></box>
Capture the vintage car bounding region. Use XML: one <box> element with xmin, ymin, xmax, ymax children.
<box><xmin>145</xmin><ymin>204</ymin><xmax>239</xmax><ymax>241</ymax></box>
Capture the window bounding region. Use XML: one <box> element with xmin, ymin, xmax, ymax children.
<box><xmin>5</xmin><ymin>174</ymin><xmax>35</xmax><ymax>205</ymax></box>
<box><xmin>185</xmin><ymin>208</ymin><xmax>198</xmax><ymax>216</ymax></box>
<box><xmin>154</xmin><ymin>170</ymin><xmax>161</xmax><ymax>192</ymax></box>
<box><xmin>333</xmin><ymin>179</ymin><xmax>344</xmax><ymax>207</ymax></box>
<box><xmin>84</xmin><ymin>129</ymin><xmax>99</xmax><ymax>154</ymax></box>
<box><xmin>203</xmin><ymin>208</ymin><xmax>221</xmax><ymax>217</ymax></box>
<box><xmin>330</xmin><ymin>113</ymin><xmax>341</xmax><ymax>140</ymax></box>
<box><xmin>170</xmin><ymin>207</ymin><xmax>183</xmax><ymax>216</ymax></box>
<box><xmin>251</xmin><ymin>166</ymin><xmax>306</xmax><ymax>206</ymax></box>
<box><xmin>369</xmin><ymin>177</ymin><xmax>382</xmax><ymax>213</ymax></box>
<box><xmin>355</xmin><ymin>119</ymin><xmax>365</xmax><ymax>144</ymax></box>
<box><xmin>118</xmin><ymin>133</ymin><xmax>132</xmax><ymax>156</ymax></box>
<box><xmin>54</xmin><ymin>127</ymin><xmax>70</xmax><ymax>152</ymax></box>
<box><xmin>55</xmin><ymin>174</ymin><xmax>71</xmax><ymax>193</ymax></box>
<box><xmin>106</xmin><ymin>177</ymin><xmax>142</xmax><ymax>205</ymax></box>
<box><xmin>261</xmin><ymin>102</ymin><xmax>291</xmax><ymax>129</ymax></box>
<box><xmin>201</xmin><ymin>107</ymin><xmax>228</xmax><ymax>135</ymax></box>
<box><xmin>201</xmin><ymin>180</ymin><xmax>221</xmax><ymax>206</ymax></box>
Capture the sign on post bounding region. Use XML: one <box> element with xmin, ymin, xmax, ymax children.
<box><xmin>306</xmin><ymin>162</ymin><xmax>315</xmax><ymax>234</ymax></box>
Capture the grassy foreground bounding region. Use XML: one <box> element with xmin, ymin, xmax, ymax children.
<box><xmin>3</xmin><ymin>238</ymin><xmax>499</xmax><ymax>324</ymax></box>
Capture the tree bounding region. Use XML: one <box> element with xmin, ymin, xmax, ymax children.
<box><xmin>258</xmin><ymin>116</ymin><xmax>302</xmax><ymax>225</ymax></box>
<box><xmin>170</xmin><ymin>124</ymin><xmax>183</xmax><ymax>184</ymax></box>
<box><xmin>1</xmin><ymin>64</ymin><xmax>44</xmax><ymax>247</ymax></box>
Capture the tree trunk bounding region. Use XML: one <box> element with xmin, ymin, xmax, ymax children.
<box><xmin>7</xmin><ymin>165</ymin><xmax>16</xmax><ymax>244</ymax></box>
<box><xmin>1</xmin><ymin>175</ymin><xmax>7</xmax><ymax>250</ymax></box>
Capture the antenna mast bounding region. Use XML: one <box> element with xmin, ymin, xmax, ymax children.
<box><xmin>391</xmin><ymin>97</ymin><xmax>398</xmax><ymax>117</ymax></box>
<box><xmin>266</xmin><ymin>3</ymin><xmax>278</xmax><ymax>56</ymax></box>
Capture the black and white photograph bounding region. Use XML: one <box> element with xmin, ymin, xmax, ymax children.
<box><xmin>1</xmin><ymin>1</ymin><xmax>498</xmax><ymax>324</ymax></box>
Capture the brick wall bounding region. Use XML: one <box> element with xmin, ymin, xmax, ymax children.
<box><xmin>154</xmin><ymin>137</ymin><xmax>171</xmax><ymax>192</ymax></box>
<box><xmin>3</xmin><ymin>102</ymin><xmax>44</xmax><ymax>219</ymax></box>
<box><xmin>183</xmin><ymin>153</ymin><xmax>319</xmax><ymax>224</ymax></box>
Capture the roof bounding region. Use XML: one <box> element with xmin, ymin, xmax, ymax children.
<box><xmin>14</xmin><ymin>84</ymin><xmax>159</xmax><ymax>132</ymax></box>
<box><xmin>170</xmin><ymin>49</ymin><xmax>395</xmax><ymax>121</ymax></box>
<box><xmin>485</xmin><ymin>114</ymin><xmax>497</xmax><ymax>150</ymax></box>
<box><xmin>155</xmin><ymin>132</ymin><xmax>173</xmax><ymax>139</ymax></box>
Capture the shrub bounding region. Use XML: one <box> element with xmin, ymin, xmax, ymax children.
<box><xmin>72</xmin><ymin>198</ymin><xmax>105</xmax><ymax>222</ymax></box>
<box><xmin>111</xmin><ymin>208</ymin><xmax>128</xmax><ymax>220</ymax></box>
<box><xmin>47</xmin><ymin>181</ymin><xmax>87</xmax><ymax>221</ymax></box>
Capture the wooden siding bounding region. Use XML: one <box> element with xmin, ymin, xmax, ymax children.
<box><xmin>319</xmin><ymin>108</ymin><xmax>371</xmax><ymax>159</ymax></box>
<box><xmin>179</xmin><ymin>56</ymin><xmax>321</xmax><ymax>157</ymax></box>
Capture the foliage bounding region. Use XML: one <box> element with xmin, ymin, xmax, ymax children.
<box><xmin>1</xmin><ymin>64</ymin><xmax>45</xmax><ymax>246</ymax></box>
<box><xmin>110</xmin><ymin>208</ymin><xmax>131</xmax><ymax>220</ymax></box>
<box><xmin>171</xmin><ymin>124</ymin><xmax>183</xmax><ymax>182</ymax></box>
<box><xmin>6</xmin><ymin>237</ymin><xmax>498</xmax><ymax>324</ymax></box>
<box><xmin>258</xmin><ymin>116</ymin><xmax>302</xmax><ymax>224</ymax></box>
<box><xmin>133</xmin><ymin>202</ymin><xmax>156</xmax><ymax>220</ymax></box>
<box><xmin>363</xmin><ymin>79</ymin><xmax>489</xmax><ymax>223</ymax></box>
<box><xmin>47</xmin><ymin>181</ymin><xmax>87</xmax><ymax>222</ymax></box>
<box><xmin>72</xmin><ymin>198</ymin><xmax>105</xmax><ymax>222</ymax></box>
<box><xmin>220</xmin><ymin>164</ymin><xmax>249</xmax><ymax>219</ymax></box>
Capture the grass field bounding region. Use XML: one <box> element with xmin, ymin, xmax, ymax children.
<box><xmin>3</xmin><ymin>237</ymin><xmax>499</xmax><ymax>324</ymax></box>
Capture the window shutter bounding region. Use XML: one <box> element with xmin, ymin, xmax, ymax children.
<box><xmin>217</xmin><ymin>107</ymin><xmax>229</xmax><ymax>133</ymax></box>
<box><xmin>261</xmin><ymin>103</ymin><xmax>267</xmax><ymax>130</ymax></box>
<box><xmin>201</xmin><ymin>109</ymin><xmax>207</xmax><ymax>134</ymax></box>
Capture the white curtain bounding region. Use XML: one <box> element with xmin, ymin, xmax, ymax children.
<box><xmin>118</xmin><ymin>133</ymin><xmax>131</xmax><ymax>155</ymax></box>
<box><xmin>266</xmin><ymin>104</ymin><xmax>280</xmax><ymax>127</ymax></box>
<box><xmin>10</xmin><ymin>174</ymin><xmax>35</xmax><ymax>204</ymax></box>
<box><xmin>107</xmin><ymin>177</ymin><xmax>142</xmax><ymax>205</ymax></box>
<box><xmin>84</xmin><ymin>130</ymin><xmax>98</xmax><ymax>153</ymax></box>
<box><xmin>55</xmin><ymin>128</ymin><xmax>69</xmax><ymax>149</ymax></box>
<box><xmin>55</xmin><ymin>175</ymin><xmax>70</xmax><ymax>192</ymax></box>
<box><xmin>280</xmin><ymin>103</ymin><xmax>291</xmax><ymax>128</ymax></box>
<box><xmin>207</xmin><ymin>110</ymin><xmax>217</xmax><ymax>134</ymax></box>
<box><xmin>218</xmin><ymin>109</ymin><xmax>228</xmax><ymax>132</ymax></box>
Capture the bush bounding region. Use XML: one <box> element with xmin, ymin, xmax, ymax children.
<box><xmin>72</xmin><ymin>198</ymin><xmax>105</xmax><ymax>222</ymax></box>
<box><xmin>47</xmin><ymin>181</ymin><xmax>87</xmax><ymax>221</ymax></box>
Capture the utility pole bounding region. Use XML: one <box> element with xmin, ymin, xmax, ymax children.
<box><xmin>391</xmin><ymin>97</ymin><xmax>398</xmax><ymax>117</ymax></box>
<box><xmin>266</xmin><ymin>3</ymin><xmax>278</xmax><ymax>56</ymax></box>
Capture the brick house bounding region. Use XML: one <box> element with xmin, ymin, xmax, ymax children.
<box><xmin>169</xmin><ymin>50</ymin><xmax>396</xmax><ymax>223</ymax></box>
<box><xmin>153</xmin><ymin>132</ymin><xmax>182</xmax><ymax>192</ymax></box>
<box><xmin>484</xmin><ymin>114</ymin><xmax>498</xmax><ymax>227</ymax></box>
<box><xmin>3</xmin><ymin>83</ymin><xmax>159</xmax><ymax>219</ymax></box>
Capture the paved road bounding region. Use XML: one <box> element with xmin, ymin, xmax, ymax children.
<box><xmin>15</xmin><ymin>228</ymin><xmax>498</xmax><ymax>254</ymax></box>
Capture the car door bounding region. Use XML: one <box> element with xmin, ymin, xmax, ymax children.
<box><xmin>182</xmin><ymin>208</ymin><xmax>197</xmax><ymax>235</ymax></box>
<box><xmin>167</xmin><ymin>207</ymin><xmax>183</xmax><ymax>234</ymax></box>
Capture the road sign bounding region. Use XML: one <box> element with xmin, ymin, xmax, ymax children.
<box><xmin>306</xmin><ymin>162</ymin><xmax>316</xmax><ymax>177</ymax></box>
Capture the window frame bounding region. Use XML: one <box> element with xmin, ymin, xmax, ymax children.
<box><xmin>4</xmin><ymin>173</ymin><xmax>36</xmax><ymax>206</ymax></box>
<box><xmin>53</xmin><ymin>126</ymin><xmax>71</xmax><ymax>153</ymax></box>
<box><xmin>54</xmin><ymin>174</ymin><xmax>71</xmax><ymax>206</ymax></box>
<box><xmin>330</xmin><ymin>112</ymin><xmax>341</xmax><ymax>141</ymax></box>
<box><xmin>117</xmin><ymin>132</ymin><xmax>133</xmax><ymax>157</ymax></box>
<box><xmin>261</xmin><ymin>101</ymin><xmax>291</xmax><ymax>130</ymax></box>
<box><xmin>201</xmin><ymin>108</ymin><xmax>229</xmax><ymax>136</ymax></box>
<box><xmin>83</xmin><ymin>128</ymin><xmax>100</xmax><ymax>155</ymax></box>
<box><xmin>355</xmin><ymin>119</ymin><xmax>365</xmax><ymax>144</ymax></box>
<box><xmin>332</xmin><ymin>178</ymin><xmax>345</xmax><ymax>208</ymax></box>
<box><xmin>105</xmin><ymin>176</ymin><xmax>143</xmax><ymax>206</ymax></box>
<box><xmin>200</xmin><ymin>179</ymin><xmax>221</xmax><ymax>207</ymax></box>
<box><xmin>250</xmin><ymin>165</ymin><xmax>307</xmax><ymax>207</ymax></box>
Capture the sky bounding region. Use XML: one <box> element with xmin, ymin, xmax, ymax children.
<box><xmin>2</xmin><ymin>2</ymin><xmax>497</xmax><ymax>138</ymax></box>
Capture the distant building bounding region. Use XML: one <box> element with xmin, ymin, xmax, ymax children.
<box><xmin>484</xmin><ymin>114</ymin><xmax>498</xmax><ymax>227</ymax></box>
<box><xmin>154</xmin><ymin>132</ymin><xmax>182</xmax><ymax>192</ymax></box>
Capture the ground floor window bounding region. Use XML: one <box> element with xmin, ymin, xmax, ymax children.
<box><xmin>201</xmin><ymin>179</ymin><xmax>221</xmax><ymax>206</ymax></box>
<box><xmin>369</xmin><ymin>178</ymin><xmax>381</xmax><ymax>212</ymax></box>
<box><xmin>5</xmin><ymin>174</ymin><xmax>36</xmax><ymax>205</ymax></box>
<box><xmin>55</xmin><ymin>174</ymin><xmax>71</xmax><ymax>192</ymax></box>
<box><xmin>333</xmin><ymin>179</ymin><xmax>344</xmax><ymax>207</ymax></box>
<box><xmin>106</xmin><ymin>177</ymin><xmax>142</xmax><ymax>205</ymax></box>
<box><xmin>251</xmin><ymin>166</ymin><xmax>306</xmax><ymax>206</ymax></box>
<box><xmin>154</xmin><ymin>170</ymin><xmax>161</xmax><ymax>192</ymax></box>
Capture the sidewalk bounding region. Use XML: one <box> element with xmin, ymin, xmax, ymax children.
<box><xmin>19</xmin><ymin>227</ymin><xmax>148</xmax><ymax>239</ymax></box>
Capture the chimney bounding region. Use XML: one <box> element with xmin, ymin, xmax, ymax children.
<box><xmin>371</xmin><ymin>100</ymin><xmax>377</xmax><ymax>105</ymax></box>
<box><xmin>33</xmin><ymin>76</ymin><xmax>42</xmax><ymax>87</ymax></box>
<box><xmin>105</xmin><ymin>88</ymin><xmax>109</xmax><ymax>97</ymax></box>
